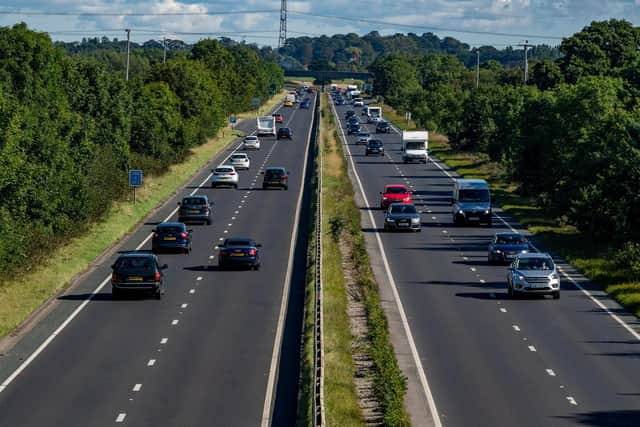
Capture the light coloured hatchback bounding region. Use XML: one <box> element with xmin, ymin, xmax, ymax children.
<box><xmin>243</xmin><ymin>135</ymin><xmax>261</xmax><ymax>150</ymax></box>
<box><xmin>229</xmin><ymin>153</ymin><xmax>250</xmax><ymax>170</ymax></box>
<box><xmin>507</xmin><ymin>253</ymin><xmax>560</xmax><ymax>299</ymax></box>
<box><xmin>211</xmin><ymin>165</ymin><xmax>239</xmax><ymax>189</ymax></box>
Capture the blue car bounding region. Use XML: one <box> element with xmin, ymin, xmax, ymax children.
<box><xmin>488</xmin><ymin>232</ymin><xmax>532</xmax><ymax>264</ymax></box>
<box><xmin>218</xmin><ymin>237</ymin><xmax>262</xmax><ymax>270</ymax></box>
<box><xmin>301</xmin><ymin>99</ymin><xmax>310</xmax><ymax>109</ymax></box>
<box><xmin>152</xmin><ymin>222</ymin><xmax>192</xmax><ymax>254</ymax></box>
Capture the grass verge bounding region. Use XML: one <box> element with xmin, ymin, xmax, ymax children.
<box><xmin>0</xmin><ymin>92</ymin><xmax>284</xmax><ymax>340</ymax></box>
<box><xmin>382</xmin><ymin>103</ymin><xmax>640</xmax><ymax>318</ymax></box>
<box><xmin>323</xmin><ymin>94</ymin><xmax>410</xmax><ymax>426</ymax></box>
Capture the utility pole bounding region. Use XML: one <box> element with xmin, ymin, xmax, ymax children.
<box><xmin>125</xmin><ymin>29</ymin><xmax>131</xmax><ymax>81</ymax></box>
<box><xmin>278</xmin><ymin>0</ymin><xmax>287</xmax><ymax>49</ymax></box>
<box><xmin>475</xmin><ymin>49</ymin><xmax>480</xmax><ymax>89</ymax></box>
<box><xmin>518</xmin><ymin>40</ymin><xmax>533</xmax><ymax>84</ymax></box>
<box><xmin>163</xmin><ymin>36</ymin><xmax>167</xmax><ymax>64</ymax></box>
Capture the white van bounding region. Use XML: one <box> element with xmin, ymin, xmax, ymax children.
<box><xmin>401</xmin><ymin>131</ymin><xmax>428</xmax><ymax>164</ymax></box>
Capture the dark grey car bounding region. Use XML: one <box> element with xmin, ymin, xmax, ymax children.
<box><xmin>384</xmin><ymin>203</ymin><xmax>421</xmax><ymax>232</ymax></box>
<box><xmin>488</xmin><ymin>232</ymin><xmax>531</xmax><ymax>264</ymax></box>
<box><xmin>178</xmin><ymin>195</ymin><xmax>213</xmax><ymax>225</ymax></box>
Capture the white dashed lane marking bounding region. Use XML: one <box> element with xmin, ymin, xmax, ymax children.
<box><xmin>160</xmin><ymin>338</ymin><xmax>168</xmax><ymax>345</ymax></box>
<box><xmin>189</xmin><ymin>289</ymin><xmax>195</xmax><ymax>294</ymax></box>
<box><xmin>528</xmin><ymin>346</ymin><xmax>537</xmax><ymax>352</ymax></box>
<box><xmin>546</xmin><ymin>369</ymin><xmax>556</xmax><ymax>377</ymax></box>
<box><xmin>171</xmin><ymin>320</ymin><xmax>179</xmax><ymax>326</ymax></box>
<box><xmin>500</xmin><ymin>308</ymin><xmax>507</xmax><ymax>313</ymax></box>
<box><xmin>196</xmin><ymin>276</ymin><xmax>202</xmax><ymax>281</ymax></box>
<box><xmin>116</xmin><ymin>413</ymin><xmax>126</xmax><ymax>423</ymax></box>
<box><xmin>133</xmin><ymin>384</ymin><xmax>142</xmax><ymax>392</ymax></box>
<box><xmin>181</xmin><ymin>303</ymin><xmax>188</xmax><ymax>309</ymax></box>
<box><xmin>566</xmin><ymin>397</ymin><xmax>578</xmax><ymax>406</ymax></box>
<box><xmin>147</xmin><ymin>359</ymin><xmax>156</xmax><ymax>367</ymax></box>
<box><xmin>512</xmin><ymin>325</ymin><xmax>520</xmax><ymax>331</ymax></box>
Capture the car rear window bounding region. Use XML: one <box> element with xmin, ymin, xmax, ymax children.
<box><xmin>216</xmin><ymin>168</ymin><xmax>233</xmax><ymax>173</ymax></box>
<box><xmin>386</xmin><ymin>187</ymin><xmax>408</xmax><ymax>194</ymax></box>
<box><xmin>115</xmin><ymin>256</ymin><xmax>155</xmax><ymax>271</ymax></box>
<box><xmin>266</xmin><ymin>168</ymin><xmax>285</xmax><ymax>176</ymax></box>
<box><xmin>226</xmin><ymin>240</ymin><xmax>253</xmax><ymax>247</ymax></box>
<box><xmin>183</xmin><ymin>197</ymin><xmax>206</xmax><ymax>205</ymax></box>
<box><xmin>390</xmin><ymin>205</ymin><xmax>417</xmax><ymax>214</ymax></box>
<box><xmin>158</xmin><ymin>225</ymin><xmax>184</xmax><ymax>233</ymax></box>
<box><xmin>231</xmin><ymin>154</ymin><xmax>246</xmax><ymax>160</ymax></box>
<box><xmin>245</xmin><ymin>136</ymin><xmax>257</xmax><ymax>141</ymax></box>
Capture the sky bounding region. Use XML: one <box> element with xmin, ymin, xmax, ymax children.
<box><xmin>0</xmin><ymin>0</ymin><xmax>639</xmax><ymax>48</ymax></box>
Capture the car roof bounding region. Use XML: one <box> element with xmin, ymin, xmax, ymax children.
<box><xmin>495</xmin><ymin>232</ymin><xmax>524</xmax><ymax>237</ymax></box>
<box><xmin>385</xmin><ymin>184</ymin><xmax>408</xmax><ymax>190</ymax></box>
<box><xmin>517</xmin><ymin>252</ymin><xmax>551</xmax><ymax>259</ymax></box>
<box><xmin>118</xmin><ymin>251</ymin><xmax>156</xmax><ymax>259</ymax></box>
<box><xmin>456</xmin><ymin>179</ymin><xmax>488</xmax><ymax>189</ymax></box>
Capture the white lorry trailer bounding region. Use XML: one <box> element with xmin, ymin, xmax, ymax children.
<box><xmin>401</xmin><ymin>131</ymin><xmax>429</xmax><ymax>164</ymax></box>
<box><xmin>256</xmin><ymin>116</ymin><xmax>276</xmax><ymax>137</ymax></box>
<box><xmin>367</xmin><ymin>106</ymin><xmax>383</xmax><ymax>123</ymax></box>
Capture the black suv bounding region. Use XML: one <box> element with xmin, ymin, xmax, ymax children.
<box><xmin>347</xmin><ymin>123</ymin><xmax>361</xmax><ymax>134</ymax></box>
<box><xmin>262</xmin><ymin>167</ymin><xmax>289</xmax><ymax>190</ymax></box>
<box><xmin>345</xmin><ymin>110</ymin><xmax>356</xmax><ymax>119</ymax></box>
<box><xmin>366</xmin><ymin>139</ymin><xmax>385</xmax><ymax>156</ymax></box>
<box><xmin>178</xmin><ymin>195</ymin><xmax>212</xmax><ymax>225</ymax></box>
<box><xmin>152</xmin><ymin>222</ymin><xmax>192</xmax><ymax>254</ymax></box>
<box><xmin>376</xmin><ymin>121</ymin><xmax>391</xmax><ymax>133</ymax></box>
<box><xmin>111</xmin><ymin>252</ymin><xmax>167</xmax><ymax>299</ymax></box>
<box><xmin>277</xmin><ymin>127</ymin><xmax>293</xmax><ymax>139</ymax></box>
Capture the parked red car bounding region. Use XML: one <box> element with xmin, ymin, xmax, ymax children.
<box><xmin>380</xmin><ymin>185</ymin><xmax>413</xmax><ymax>209</ymax></box>
<box><xmin>272</xmin><ymin>113</ymin><xmax>284</xmax><ymax>123</ymax></box>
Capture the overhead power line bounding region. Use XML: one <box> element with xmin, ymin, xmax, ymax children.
<box><xmin>0</xmin><ymin>9</ymin><xmax>279</xmax><ymax>17</ymax></box>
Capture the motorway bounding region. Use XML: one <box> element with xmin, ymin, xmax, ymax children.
<box><xmin>333</xmin><ymin>100</ymin><xmax>640</xmax><ymax>426</ymax></box>
<box><xmin>0</xmin><ymin>92</ymin><xmax>317</xmax><ymax>426</ymax></box>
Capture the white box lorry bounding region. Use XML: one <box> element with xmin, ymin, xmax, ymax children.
<box><xmin>401</xmin><ymin>131</ymin><xmax>429</xmax><ymax>164</ymax></box>
<box><xmin>257</xmin><ymin>116</ymin><xmax>276</xmax><ymax>137</ymax></box>
<box><xmin>367</xmin><ymin>106</ymin><xmax>382</xmax><ymax>123</ymax></box>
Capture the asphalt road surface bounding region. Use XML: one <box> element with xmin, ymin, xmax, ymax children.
<box><xmin>333</xmin><ymin>100</ymin><xmax>640</xmax><ymax>427</ymax></box>
<box><xmin>0</xmin><ymin>93</ymin><xmax>317</xmax><ymax>426</ymax></box>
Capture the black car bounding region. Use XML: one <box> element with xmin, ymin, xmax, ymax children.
<box><xmin>488</xmin><ymin>232</ymin><xmax>531</xmax><ymax>264</ymax></box>
<box><xmin>178</xmin><ymin>195</ymin><xmax>213</xmax><ymax>225</ymax></box>
<box><xmin>111</xmin><ymin>252</ymin><xmax>167</xmax><ymax>299</ymax></box>
<box><xmin>347</xmin><ymin>116</ymin><xmax>359</xmax><ymax>125</ymax></box>
<box><xmin>347</xmin><ymin>123</ymin><xmax>361</xmax><ymax>134</ymax></box>
<box><xmin>365</xmin><ymin>139</ymin><xmax>385</xmax><ymax>156</ymax></box>
<box><xmin>218</xmin><ymin>237</ymin><xmax>262</xmax><ymax>270</ymax></box>
<box><xmin>262</xmin><ymin>167</ymin><xmax>289</xmax><ymax>190</ymax></box>
<box><xmin>384</xmin><ymin>203</ymin><xmax>421</xmax><ymax>232</ymax></box>
<box><xmin>376</xmin><ymin>121</ymin><xmax>391</xmax><ymax>133</ymax></box>
<box><xmin>277</xmin><ymin>127</ymin><xmax>293</xmax><ymax>139</ymax></box>
<box><xmin>345</xmin><ymin>110</ymin><xmax>356</xmax><ymax>119</ymax></box>
<box><xmin>152</xmin><ymin>222</ymin><xmax>192</xmax><ymax>254</ymax></box>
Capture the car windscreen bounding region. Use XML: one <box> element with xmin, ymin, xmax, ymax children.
<box><xmin>459</xmin><ymin>189</ymin><xmax>490</xmax><ymax>202</ymax></box>
<box><xmin>406</xmin><ymin>141</ymin><xmax>424</xmax><ymax>150</ymax></box>
<box><xmin>183</xmin><ymin>197</ymin><xmax>206</xmax><ymax>205</ymax></box>
<box><xmin>115</xmin><ymin>257</ymin><xmax>154</xmax><ymax>272</ymax></box>
<box><xmin>390</xmin><ymin>205</ymin><xmax>417</xmax><ymax>214</ymax></box>
<box><xmin>158</xmin><ymin>225</ymin><xmax>184</xmax><ymax>233</ymax></box>
<box><xmin>517</xmin><ymin>257</ymin><xmax>554</xmax><ymax>270</ymax></box>
<box><xmin>368</xmin><ymin>141</ymin><xmax>382</xmax><ymax>147</ymax></box>
<box><xmin>226</xmin><ymin>240</ymin><xmax>253</xmax><ymax>247</ymax></box>
<box><xmin>496</xmin><ymin>235</ymin><xmax>526</xmax><ymax>245</ymax></box>
<box><xmin>358</xmin><ymin>133</ymin><xmax>370</xmax><ymax>137</ymax></box>
<box><xmin>385</xmin><ymin>187</ymin><xmax>408</xmax><ymax>194</ymax></box>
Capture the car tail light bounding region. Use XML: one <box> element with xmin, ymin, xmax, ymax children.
<box><xmin>229</xmin><ymin>172</ymin><xmax>236</xmax><ymax>176</ymax></box>
<box><xmin>202</xmin><ymin>206</ymin><xmax>209</xmax><ymax>211</ymax></box>
<box><xmin>281</xmin><ymin>175</ymin><xmax>288</xmax><ymax>179</ymax></box>
<box><xmin>404</xmin><ymin>197</ymin><xmax>411</xmax><ymax>202</ymax></box>
<box><xmin>181</xmin><ymin>232</ymin><xmax>188</xmax><ymax>239</ymax></box>
<box><xmin>154</xmin><ymin>271</ymin><xmax>161</xmax><ymax>282</ymax></box>
<box><xmin>249</xmin><ymin>249</ymin><xmax>257</xmax><ymax>256</ymax></box>
<box><xmin>111</xmin><ymin>273</ymin><xmax>118</xmax><ymax>282</ymax></box>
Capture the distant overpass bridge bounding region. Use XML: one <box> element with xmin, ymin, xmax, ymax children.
<box><xmin>283</xmin><ymin>69</ymin><xmax>373</xmax><ymax>81</ymax></box>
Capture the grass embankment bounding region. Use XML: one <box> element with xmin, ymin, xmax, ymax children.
<box><xmin>0</xmin><ymin>91</ymin><xmax>285</xmax><ymax>340</ymax></box>
<box><xmin>322</xmin><ymin>94</ymin><xmax>410</xmax><ymax>426</ymax></box>
<box><xmin>382</xmin><ymin>103</ymin><xmax>640</xmax><ymax>317</ymax></box>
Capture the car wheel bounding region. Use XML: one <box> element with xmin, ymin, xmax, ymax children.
<box><xmin>262</xmin><ymin>185</ymin><xmax>267</xmax><ymax>190</ymax></box>
<box><xmin>486</xmin><ymin>218</ymin><xmax>493</xmax><ymax>227</ymax></box>
<box><xmin>553</xmin><ymin>291</ymin><xmax>560</xmax><ymax>300</ymax></box>
<box><xmin>234</xmin><ymin>184</ymin><xmax>238</xmax><ymax>189</ymax></box>
<box><xmin>112</xmin><ymin>287</ymin><xmax>120</xmax><ymax>299</ymax></box>
<box><xmin>284</xmin><ymin>185</ymin><xmax>288</xmax><ymax>190</ymax></box>
<box><xmin>206</xmin><ymin>218</ymin><xmax>212</xmax><ymax>225</ymax></box>
<box><xmin>507</xmin><ymin>286</ymin><xmax>514</xmax><ymax>298</ymax></box>
<box><xmin>416</xmin><ymin>228</ymin><xmax>422</xmax><ymax>232</ymax></box>
<box><xmin>155</xmin><ymin>290</ymin><xmax>162</xmax><ymax>300</ymax></box>
<box><xmin>384</xmin><ymin>224</ymin><xmax>389</xmax><ymax>232</ymax></box>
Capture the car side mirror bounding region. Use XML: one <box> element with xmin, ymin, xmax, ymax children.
<box><xmin>379</xmin><ymin>192</ymin><xmax>383</xmax><ymax>194</ymax></box>
<box><xmin>177</xmin><ymin>202</ymin><xmax>181</xmax><ymax>205</ymax></box>
<box><xmin>256</xmin><ymin>244</ymin><xmax>263</xmax><ymax>248</ymax></box>
<box><xmin>111</xmin><ymin>264</ymin><xmax>115</xmax><ymax>269</ymax></box>
<box><xmin>261</xmin><ymin>171</ymin><xmax>265</xmax><ymax>175</ymax></box>
<box><xmin>161</xmin><ymin>264</ymin><xmax>168</xmax><ymax>270</ymax></box>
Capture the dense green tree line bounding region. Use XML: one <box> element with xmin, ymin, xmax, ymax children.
<box><xmin>370</xmin><ymin>19</ymin><xmax>640</xmax><ymax>244</ymax></box>
<box><xmin>0</xmin><ymin>23</ymin><xmax>283</xmax><ymax>273</ymax></box>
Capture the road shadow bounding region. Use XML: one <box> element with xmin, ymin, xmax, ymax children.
<box><xmin>554</xmin><ymin>410</ymin><xmax>640</xmax><ymax>426</ymax></box>
<box><xmin>455</xmin><ymin>292</ymin><xmax>510</xmax><ymax>300</ymax></box>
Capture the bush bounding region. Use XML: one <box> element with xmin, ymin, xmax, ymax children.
<box><xmin>614</xmin><ymin>242</ymin><xmax>640</xmax><ymax>279</ymax></box>
<box><xmin>328</xmin><ymin>215</ymin><xmax>345</xmax><ymax>242</ymax></box>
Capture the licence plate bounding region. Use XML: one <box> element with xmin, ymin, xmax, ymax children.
<box><xmin>128</xmin><ymin>276</ymin><xmax>143</xmax><ymax>281</ymax></box>
<box><xmin>189</xmin><ymin>210</ymin><xmax>200</xmax><ymax>213</ymax></box>
<box><xmin>164</xmin><ymin>237</ymin><xmax>177</xmax><ymax>241</ymax></box>
<box><xmin>231</xmin><ymin>253</ymin><xmax>245</xmax><ymax>257</ymax></box>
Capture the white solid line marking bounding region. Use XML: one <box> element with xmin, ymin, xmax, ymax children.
<box><xmin>500</xmin><ymin>308</ymin><xmax>507</xmax><ymax>313</ymax></box>
<box><xmin>196</xmin><ymin>276</ymin><xmax>202</xmax><ymax>281</ymax></box>
<box><xmin>116</xmin><ymin>413</ymin><xmax>126</xmax><ymax>423</ymax></box>
<box><xmin>262</xmin><ymin>94</ymin><xmax>315</xmax><ymax>427</ymax></box>
<box><xmin>513</xmin><ymin>325</ymin><xmax>520</xmax><ymax>331</ymax></box>
<box><xmin>471</xmin><ymin>267</ymin><xmax>476</xmax><ymax>272</ymax></box>
<box><xmin>442</xmin><ymin>230</ymin><xmax>448</xmax><ymax>234</ymax></box>
<box><xmin>463</xmin><ymin>256</ymin><xmax>469</xmax><ymax>261</ymax></box>
<box><xmin>566</xmin><ymin>396</ymin><xmax>578</xmax><ymax>406</ymax></box>
<box><xmin>189</xmin><ymin>289</ymin><xmax>195</xmax><ymax>294</ymax></box>
<box><xmin>147</xmin><ymin>359</ymin><xmax>156</xmax><ymax>367</ymax></box>
<box><xmin>528</xmin><ymin>346</ymin><xmax>537</xmax><ymax>352</ymax></box>
<box><xmin>209</xmin><ymin>255</ymin><xmax>215</xmax><ymax>259</ymax></box>
<box><xmin>171</xmin><ymin>319</ymin><xmax>179</xmax><ymax>325</ymax></box>
<box><xmin>546</xmin><ymin>369</ymin><xmax>556</xmax><ymax>377</ymax></box>
<box><xmin>219</xmin><ymin>237</ymin><xmax>224</xmax><ymax>241</ymax></box>
<box><xmin>480</xmin><ymin>279</ymin><xmax>486</xmax><ymax>284</ymax></box>
<box><xmin>223</xmin><ymin>230</ymin><xmax>228</xmax><ymax>234</ymax></box>
<box><xmin>232</xmin><ymin>217</ymin><xmax>236</xmax><ymax>220</ymax></box>
<box><xmin>133</xmin><ymin>384</ymin><xmax>142</xmax><ymax>392</ymax></box>
<box><xmin>431</xmin><ymin>216</ymin><xmax>436</xmax><ymax>220</ymax></box>
<box><xmin>160</xmin><ymin>338</ymin><xmax>168</xmax><ymax>344</ymax></box>
<box><xmin>330</xmin><ymin>101</ymin><xmax>442</xmax><ymax>427</ymax></box>
<box><xmin>181</xmin><ymin>303</ymin><xmax>188</xmax><ymax>309</ymax></box>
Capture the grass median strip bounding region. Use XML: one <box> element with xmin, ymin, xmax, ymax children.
<box><xmin>0</xmin><ymin>91</ymin><xmax>286</xmax><ymax>341</ymax></box>
<box><xmin>381</xmin><ymin>102</ymin><xmax>640</xmax><ymax>318</ymax></box>
<box><xmin>321</xmin><ymin>94</ymin><xmax>410</xmax><ymax>426</ymax></box>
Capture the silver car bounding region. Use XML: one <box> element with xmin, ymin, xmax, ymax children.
<box><xmin>211</xmin><ymin>165</ymin><xmax>239</xmax><ymax>189</ymax></box>
<box><xmin>507</xmin><ymin>253</ymin><xmax>560</xmax><ymax>299</ymax></box>
<box><xmin>243</xmin><ymin>135</ymin><xmax>261</xmax><ymax>150</ymax></box>
<box><xmin>356</xmin><ymin>132</ymin><xmax>371</xmax><ymax>145</ymax></box>
<box><xmin>229</xmin><ymin>153</ymin><xmax>250</xmax><ymax>170</ymax></box>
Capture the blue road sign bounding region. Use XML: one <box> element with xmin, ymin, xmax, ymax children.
<box><xmin>129</xmin><ymin>170</ymin><xmax>143</xmax><ymax>187</ymax></box>
<box><xmin>230</xmin><ymin>115</ymin><xmax>237</xmax><ymax>124</ymax></box>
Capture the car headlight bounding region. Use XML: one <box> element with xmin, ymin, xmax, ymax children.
<box><xmin>550</xmin><ymin>273</ymin><xmax>559</xmax><ymax>281</ymax></box>
<box><xmin>386</xmin><ymin>217</ymin><xmax>395</xmax><ymax>222</ymax></box>
<box><xmin>521</xmin><ymin>249</ymin><xmax>528</xmax><ymax>253</ymax></box>
<box><xmin>495</xmin><ymin>249</ymin><xmax>502</xmax><ymax>254</ymax></box>
<box><xmin>517</xmin><ymin>274</ymin><xmax>526</xmax><ymax>281</ymax></box>
<box><xmin>484</xmin><ymin>210</ymin><xmax>490</xmax><ymax>214</ymax></box>
<box><xmin>411</xmin><ymin>217</ymin><xmax>420</xmax><ymax>223</ymax></box>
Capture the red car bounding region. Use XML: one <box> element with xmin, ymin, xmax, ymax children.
<box><xmin>272</xmin><ymin>113</ymin><xmax>284</xmax><ymax>123</ymax></box>
<box><xmin>380</xmin><ymin>185</ymin><xmax>413</xmax><ymax>209</ymax></box>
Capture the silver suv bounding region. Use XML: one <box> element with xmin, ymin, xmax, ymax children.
<box><xmin>507</xmin><ymin>253</ymin><xmax>560</xmax><ymax>299</ymax></box>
